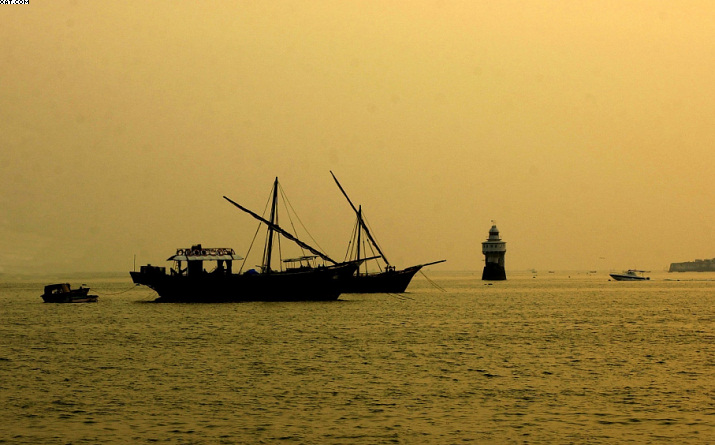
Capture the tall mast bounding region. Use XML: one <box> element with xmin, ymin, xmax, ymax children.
<box><xmin>356</xmin><ymin>205</ymin><xmax>363</xmax><ymax>273</ymax></box>
<box><xmin>223</xmin><ymin>195</ymin><xmax>338</xmax><ymax>266</ymax></box>
<box><xmin>262</xmin><ymin>177</ymin><xmax>279</xmax><ymax>273</ymax></box>
<box><xmin>330</xmin><ymin>171</ymin><xmax>390</xmax><ymax>266</ymax></box>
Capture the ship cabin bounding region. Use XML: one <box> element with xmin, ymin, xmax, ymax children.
<box><xmin>44</xmin><ymin>283</ymin><xmax>76</xmax><ymax>295</ymax></box>
<box><xmin>167</xmin><ymin>244</ymin><xmax>243</xmax><ymax>277</ymax></box>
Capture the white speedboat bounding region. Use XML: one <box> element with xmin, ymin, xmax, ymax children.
<box><xmin>609</xmin><ymin>270</ymin><xmax>650</xmax><ymax>281</ymax></box>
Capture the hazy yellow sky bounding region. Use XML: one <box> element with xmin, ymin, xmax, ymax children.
<box><xmin>1</xmin><ymin>1</ymin><xmax>713</xmax><ymax>274</ymax></box>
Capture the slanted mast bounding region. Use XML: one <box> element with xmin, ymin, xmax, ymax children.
<box><xmin>331</xmin><ymin>171</ymin><xmax>390</xmax><ymax>271</ymax></box>
<box><xmin>223</xmin><ymin>178</ymin><xmax>338</xmax><ymax>271</ymax></box>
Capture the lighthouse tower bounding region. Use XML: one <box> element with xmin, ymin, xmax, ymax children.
<box><xmin>482</xmin><ymin>223</ymin><xmax>507</xmax><ymax>280</ymax></box>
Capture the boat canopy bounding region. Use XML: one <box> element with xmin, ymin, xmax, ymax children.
<box><xmin>168</xmin><ymin>247</ymin><xmax>243</xmax><ymax>262</ymax></box>
<box><xmin>44</xmin><ymin>283</ymin><xmax>71</xmax><ymax>293</ymax></box>
<box><xmin>168</xmin><ymin>254</ymin><xmax>243</xmax><ymax>262</ymax></box>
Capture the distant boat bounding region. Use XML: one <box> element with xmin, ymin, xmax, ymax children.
<box><xmin>131</xmin><ymin>178</ymin><xmax>362</xmax><ymax>302</ymax></box>
<box><xmin>610</xmin><ymin>269</ymin><xmax>650</xmax><ymax>281</ymax></box>
<box><xmin>331</xmin><ymin>171</ymin><xmax>445</xmax><ymax>293</ymax></box>
<box><xmin>41</xmin><ymin>283</ymin><xmax>98</xmax><ymax>303</ymax></box>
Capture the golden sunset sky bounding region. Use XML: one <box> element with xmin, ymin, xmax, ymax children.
<box><xmin>1</xmin><ymin>1</ymin><xmax>713</xmax><ymax>274</ymax></box>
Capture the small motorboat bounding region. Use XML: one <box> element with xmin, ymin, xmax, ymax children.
<box><xmin>609</xmin><ymin>270</ymin><xmax>650</xmax><ymax>281</ymax></box>
<box><xmin>41</xmin><ymin>283</ymin><xmax>98</xmax><ymax>303</ymax></box>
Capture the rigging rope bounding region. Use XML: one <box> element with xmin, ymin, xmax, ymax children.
<box><xmin>345</xmin><ymin>211</ymin><xmax>385</xmax><ymax>273</ymax></box>
<box><xmin>91</xmin><ymin>285</ymin><xmax>141</xmax><ymax>296</ymax></box>
<box><xmin>239</xmin><ymin>180</ymin><xmax>330</xmax><ymax>272</ymax></box>
<box><xmin>344</xmin><ymin>217</ymin><xmax>359</xmax><ymax>263</ymax></box>
<box><xmin>276</xmin><ymin>210</ymin><xmax>284</xmax><ymax>272</ymax></box>
<box><xmin>361</xmin><ymin>212</ymin><xmax>387</xmax><ymax>263</ymax></box>
<box><xmin>277</xmin><ymin>182</ymin><xmax>328</xmax><ymax>259</ymax></box>
<box><xmin>419</xmin><ymin>270</ymin><xmax>447</xmax><ymax>292</ymax></box>
<box><xmin>387</xmin><ymin>292</ymin><xmax>414</xmax><ymax>301</ymax></box>
<box><xmin>278</xmin><ymin>185</ymin><xmax>301</xmax><ymax>268</ymax></box>
<box><xmin>240</xmin><ymin>221</ymin><xmax>262</xmax><ymax>273</ymax></box>
<box><xmin>241</xmin><ymin>185</ymin><xmax>275</xmax><ymax>273</ymax></box>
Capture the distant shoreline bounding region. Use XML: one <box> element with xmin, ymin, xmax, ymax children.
<box><xmin>669</xmin><ymin>259</ymin><xmax>715</xmax><ymax>272</ymax></box>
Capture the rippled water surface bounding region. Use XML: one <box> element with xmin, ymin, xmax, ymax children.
<box><xmin>1</xmin><ymin>272</ymin><xmax>713</xmax><ymax>444</ymax></box>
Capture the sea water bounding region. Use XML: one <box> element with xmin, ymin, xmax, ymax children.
<box><xmin>0</xmin><ymin>272</ymin><xmax>712</xmax><ymax>444</ymax></box>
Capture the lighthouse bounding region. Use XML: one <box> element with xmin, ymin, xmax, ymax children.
<box><xmin>482</xmin><ymin>223</ymin><xmax>507</xmax><ymax>280</ymax></box>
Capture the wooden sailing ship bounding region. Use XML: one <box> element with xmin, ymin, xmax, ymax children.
<box><xmin>130</xmin><ymin>178</ymin><xmax>361</xmax><ymax>302</ymax></box>
<box><xmin>331</xmin><ymin>172</ymin><xmax>445</xmax><ymax>293</ymax></box>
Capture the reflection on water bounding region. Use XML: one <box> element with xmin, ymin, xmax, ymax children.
<box><xmin>1</xmin><ymin>272</ymin><xmax>713</xmax><ymax>444</ymax></box>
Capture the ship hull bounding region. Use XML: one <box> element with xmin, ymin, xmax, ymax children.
<box><xmin>42</xmin><ymin>294</ymin><xmax>98</xmax><ymax>303</ymax></box>
<box><xmin>130</xmin><ymin>262</ymin><xmax>359</xmax><ymax>302</ymax></box>
<box><xmin>342</xmin><ymin>265</ymin><xmax>423</xmax><ymax>293</ymax></box>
